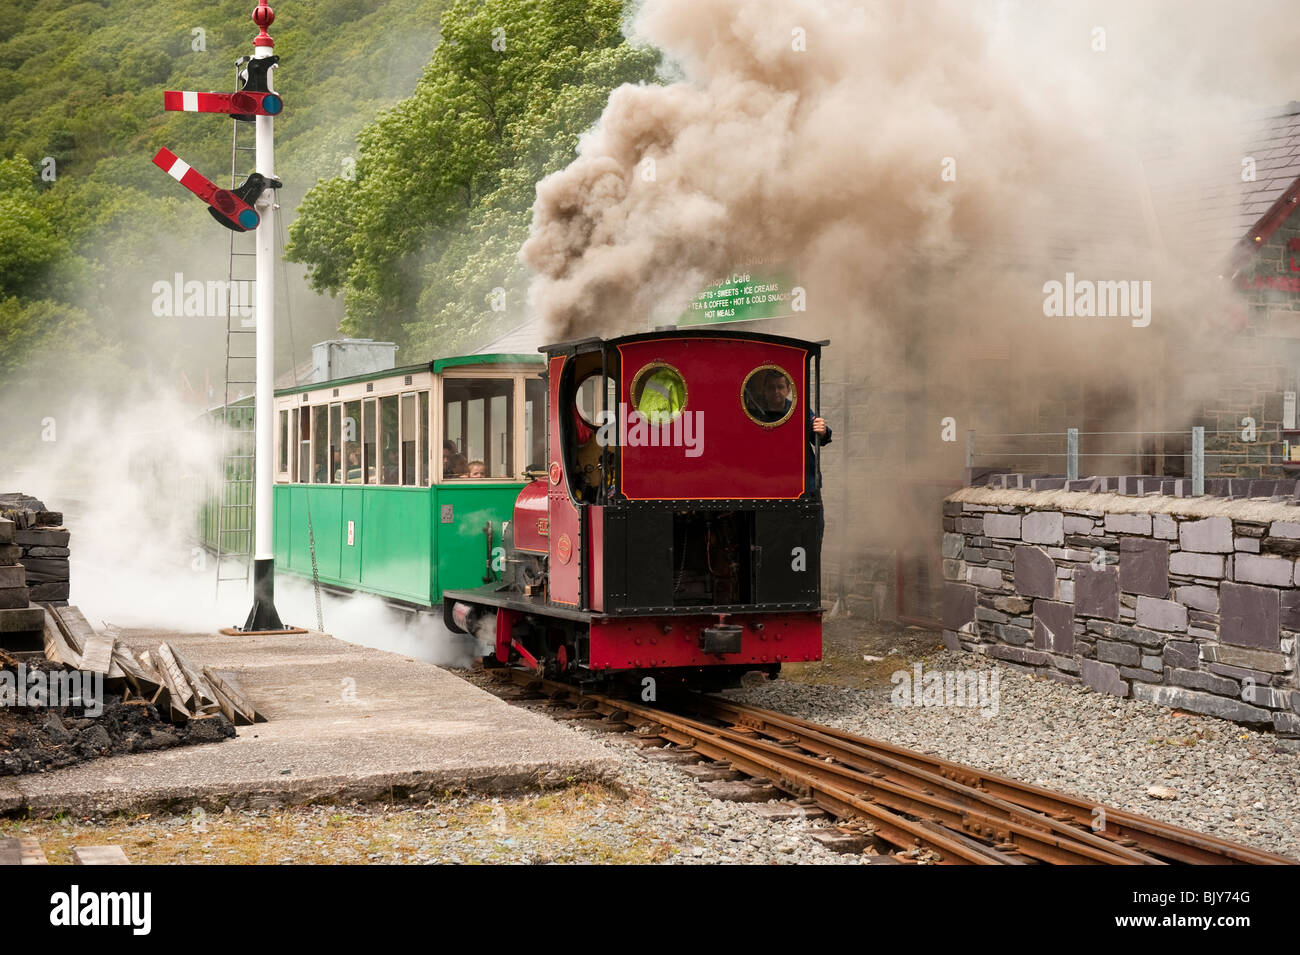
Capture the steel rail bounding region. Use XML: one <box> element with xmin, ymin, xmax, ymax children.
<box><xmin>688</xmin><ymin>695</ymin><xmax>1295</xmax><ymax>866</ymax></box>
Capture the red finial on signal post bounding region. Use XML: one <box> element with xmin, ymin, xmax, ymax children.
<box><xmin>252</xmin><ymin>1</ymin><xmax>274</xmax><ymax>47</ymax></box>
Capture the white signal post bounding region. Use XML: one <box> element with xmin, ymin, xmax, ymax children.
<box><xmin>245</xmin><ymin>0</ymin><xmax>286</xmax><ymax>632</ymax></box>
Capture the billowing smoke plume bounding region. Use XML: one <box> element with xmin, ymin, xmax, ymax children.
<box><xmin>521</xmin><ymin>0</ymin><xmax>1298</xmax><ymax>604</ymax></box>
<box><xmin>523</xmin><ymin>0</ymin><xmax>1291</xmax><ymax>349</ymax></box>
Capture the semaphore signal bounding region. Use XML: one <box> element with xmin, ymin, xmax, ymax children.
<box><xmin>150</xmin><ymin>146</ymin><xmax>276</xmax><ymax>233</ymax></box>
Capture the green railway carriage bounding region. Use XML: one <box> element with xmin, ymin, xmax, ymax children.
<box><xmin>202</xmin><ymin>352</ymin><xmax>547</xmax><ymax>607</ymax></box>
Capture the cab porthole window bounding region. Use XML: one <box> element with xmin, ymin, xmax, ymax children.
<box><xmin>742</xmin><ymin>365</ymin><xmax>797</xmax><ymax>427</ymax></box>
<box><xmin>631</xmin><ymin>362</ymin><xmax>687</xmax><ymax>424</ymax></box>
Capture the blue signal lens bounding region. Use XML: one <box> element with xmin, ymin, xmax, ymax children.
<box><xmin>238</xmin><ymin>208</ymin><xmax>260</xmax><ymax>230</ymax></box>
<box><xmin>262</xmin><ymin>93</ymin><xmax>282</xmax><ymax>115</ymax></box>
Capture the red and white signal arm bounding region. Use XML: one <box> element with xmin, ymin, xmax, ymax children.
<box><xmin>152</xmin><ymin>147</ymin><xmax>260</xmax><ymax>232</ymax></box>
<box><xmin>163</xmin><ymin>89</ymin><xmax>283</xmax><ymax>116</ymax></box>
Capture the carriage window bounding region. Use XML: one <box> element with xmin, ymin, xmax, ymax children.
<box><xmin>312</xmin><ymin>405</ymin><xmax>327</xmax><ymax>483</ymax></box>
<box><xmin>380</xmin><ymin>395</ymin><xmax>399</xmax><ymax>484</ymax></box>
<box><xmin>631</xmin><ymin>362</ymin><xmax>686</xmax><ymax>423</ymax></box>
<box><xmin>525</xmin><ymin>376</ymin><xmax>546</xmax><ymax>470</ymax></box>
<box><xmin>443</xmin><ymin>378</ymin><xmax>514</xmax><ymax>479</ymax></box>
<box><xmin>328</xmin><ymin>403</ymin><xmax>343</xmax><ymax>483</ymax></box>
<box><xmin>362</xmin><ymin>398</ymin><xmax>377</xmax><ymax>484</ymax></box>
<box><xmin>401</xmin><ymin>393</ymin><xmax>417</xmax><ymax>486</ymax></box>
<box><xmin>299</xmin><ymin>407</ymin><xmax>311</xmax><ymax>483</ymax></box>
<box><xmin>343</xmin><ymin>400</ymin><xmax>362</xmax><ymax>484</ymax></box>
<box><xmin>742</xmin><ymin>365</ymin><xmax>797</xmax><ymax>427</ymax></box>
<box><xmin>278</xmin><ymin>411</ymin><xmax>288</xmax><ymax>474</ymax></box>
<box><xmin>419</xmin><ymin>391</ymin><xmax>429</xmax><ymax>485</ymax></box>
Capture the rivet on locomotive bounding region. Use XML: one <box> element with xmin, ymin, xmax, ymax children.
<box><xmin>443</xmin><ymin>328</ymin><xmax>829</xmax><ymax>689</ymax></box>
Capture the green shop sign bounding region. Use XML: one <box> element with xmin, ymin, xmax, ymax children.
<box><xmin>680</xmin><ymin>270</ymin><xmax>797</xmax><ymax>326</ymax></box>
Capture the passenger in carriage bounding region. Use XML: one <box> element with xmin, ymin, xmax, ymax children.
<box><xmin>466</xmin><ymin>460</ymin><xmax>487</xmax><ymax>479</ymax></box>
<box><xmin>443</xmin><ymin>439</ymin><xmax>468</xmax><ymax>478</ymax></box>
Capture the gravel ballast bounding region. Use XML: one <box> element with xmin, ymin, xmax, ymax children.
<box><xmin>726</xmin><ymin>649</ymin><xmax>1300</xmax><ymax>860</ymax></box>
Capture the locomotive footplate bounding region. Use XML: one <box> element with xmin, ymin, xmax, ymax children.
<box><xmin>700</xmin><ymin>623</ymin><xmax>743</xmax><ymax>654</ymax></box>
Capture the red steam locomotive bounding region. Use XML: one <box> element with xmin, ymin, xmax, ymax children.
<box><xmin>443</xmin><ymin>328</ymin><xmax>826</xmax><ymax>687</ymax></box>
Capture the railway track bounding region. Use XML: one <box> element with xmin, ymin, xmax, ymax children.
<box><xmin>497</xmin><ymin>670</ymin><xmax>1295</xmax><ymax>866</ymax></box>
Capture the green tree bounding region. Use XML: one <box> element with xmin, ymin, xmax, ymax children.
<box><xmin>288</xmin><ymin>0</ymin><xmax>659</xmax><ymax>354</ymax></box>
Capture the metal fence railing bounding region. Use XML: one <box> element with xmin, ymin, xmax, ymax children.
<box><xmin>966</xmin><ymin>426</ymin><xmax>1294</xmax><ymax>495</ymax></box>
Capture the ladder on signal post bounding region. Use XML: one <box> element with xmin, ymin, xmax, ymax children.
<box><xmin>214</xmin><ymin>103</ymin><xmax>259</xmax><ymax>595</ymax></box>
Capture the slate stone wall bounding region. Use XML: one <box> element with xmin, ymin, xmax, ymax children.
<box><xmin>942</xmin><ymin>490</ymin><xmax>1300</xmax><ymax>736</ymax></box>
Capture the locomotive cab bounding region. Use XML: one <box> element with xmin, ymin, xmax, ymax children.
<box><xmin>444</xmin><ymin>328</ymin><xmax>827</xmax><ymax>685</ymax></box>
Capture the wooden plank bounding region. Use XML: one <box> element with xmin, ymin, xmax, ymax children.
<box><xmin>154</xmin><ymin>644</ymin><xmax>194</xmax><ymax>719</ymax></box>
<box><xmin>72</xmin><ymin>845</ymin><xmax>130</xmax><ymax>865</ymax></box>
<box><xmin>72</xmin><ymin>624</ymin><xmax>113</xmax><ymax>676</ymax></box>
<box><xmin>203</xmin><ymin>669</ymin><xmax>255</xmax><ymax>725</ymax></box>
<box><xmin>0</xmin><ymin>836</ymin><xmax>49</xmax><ymax>865</ymax></box>
<box><xmin>42</xmin><ymin>610</ymin><xmax>82</xmax><ymax>669</ymax></box>
<box><xmin>111</xmin><ymin>642</ymin><xmax>161</xmax><ymax>698</ymax></box>
<box><xmin>169</xmin><ymin>646</ymin><xmax>218</xmax><ymax>708</ymax></box>
<box><xmin>49</xmin><ymin>605</ymin><xmax>89</xmax><ymax>656</ymax></box>
<box><xmin>208</xmin><ymin>667</ymin><xmax>264</xmax><ymax>722</ymax></box>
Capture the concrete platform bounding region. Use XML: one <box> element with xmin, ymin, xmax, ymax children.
<box><xmin>7</xmin><ymin>629</ymin><xmax>617</xmax><ymax>816</ymax></box>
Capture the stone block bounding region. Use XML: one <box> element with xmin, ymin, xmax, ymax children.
<box><xmin>1202</xmin><ymin>643</ymin><xmax>1290</xmax><ymax>673</ymax></box>
<box><xmin>1179</xmin><ymin>517</ymin><xmax>1233</xmax><ymax>553</ymax></box>
<box><xmin>1140</xmin><ymin>653</ymin><xmax>1162</xmax><ymax>671</ymax></box>
<box><xmin>1232</xmin><ymin>553</ymin><xmax>1294</xmax><ymax>586</ymax></box>
<box><xmin>942</xmin><ymin>583</ymin><xmax>977</xmax><ymax>631</ymax></box>
<box><xmin>1268</xmin><ymin>521</ymin><xmax>1300</xmax><ymax>539</ymax></box>
<box><xmin>0</xmin><ymin>544</ymin><xmax>19</xmax><ymax>564</ymax></box>
<box><xmin>1105</xmin><ymin>513</ymin><xmax>1152</xmax><ymax>535</ymax></box>
<box><xmin>1174</xmin><ymin>585</ymin><xmax>1218</xmax><ymax>613</ymax></box>
<box><xmin>1241</xmin><ymin>684</ymin><xmax>1287</xmax><ymax>708</ymax></box>
<box><xmin>1152</xmin><ymin>513</ymin><xmax>1177</xmax><ymax>540</ymax></box>
<box><xmin>976</xmin><ymin>607</ymin><xmax>1009</xmax><ymax>624</ymax></box>
<box><xmin>1235</xmin><ymin>537</ymin><xmax>1261</xmax><ymax>553</ymax></box>
<box><xmin>1280</xmin><ymin>591</ymin><xmax>1300</xmax><ymax>630</ymax></box>
<box><xmin>942</xmin><ymin>629</ymin><xmax>961</xmax><ymax>651</ymax></box>
<box><xmin>1219</xmin><ymin>582</ymin><xmax>1280</xmax><ymax>650</ymax></box>
<box><xmin>1064</xmin><ymin>516</ymin><xmax>1094</xmax><ymax>534</ymax></box>
<box><xmin>1059</xmin><ymin>579</ymin><xmax>1074</xmax><ymax>602</ymax></box>
<box><xmin>1097</xmin><ymin>640</ymin><xmax>1140</xmax><ymax>666</ymax></box>
<box><xmin>0</xmin><ymin>587</ymin><xmax>28</xmax><ymax>610</ymax></box>
<box><xmin>1021</xmin><ymin>511</ymin><xmax>1064</xmax><ymax>546</ymax></box>
<box><xmin>1169</xmin><ymin>552</ymin><xmax>1223</xmax><ymax>577</ymax></box>
<box><xmin>1074</xmin><ymin>566</ymin><xmax>1119</xmax><ymax>619</ymax></box>
<box><xmin>959</xmin><ymin>518</ymin><xmax>983</xmax><ymax>534</ymax></box>
<box><xmin>1013</xmin><ymin>545</ymin><xmax>1055</xmax><ymax>599</ymax></box>
<box><xmin>1165</xmin><ymin>667</ymin><xmax>1240</xmax><ymax>697</ymax></box>
<box><xmin>0</xmin><ymin>565</ymin><xmax>24</xmax><ymax>588</ymax></box>
<box><xmin>942</xmin><ymin>533</ymin><xmax>964</xmax><ymax>558</ymax></box>
<box><xmin>1121</xmin><ymin>666</ymin><xmax>1162</xmax><ymax>683</ymax></box>
<box><xmin>992</xmin><ymin>595</ymin><xmax>1031</xmax><ymax>614</ymax></box>
<box><xmin>988</xmin><ymin>645</ymin><xmax>1048</xmax><ymax>666</ymax></box>
<box><xmin>1080</xmin><ymin>659</ymin><xmax>1129</xmax><ymax>697</ymax></box>
<box><xmin>1135</xmin><ymin>596</ymin><xmax>1188</xmax><ymax>633</ymax></box>
<box><xmin>1206</xmin><ymin>662</ymin><xmax>1270</xmax><ymax>685</ymax></box>
<box><xmin>1273</xmin><ymin>712</ymin><xmax>1300</xmax><ymax>736</ymax></box>
<box><xmin>994</xmin><ymin>624</ymin><xmax>1032</xmax><ymax>646</ymax></box>
<box><xmin>1033</xmin><ymin>599</ymin><xmax>1074</xmax><ymax>654</ymax></box>
<box><xmin>967</xmin><ymin>566</ymin><xmax>1004</xmax><ymax>590</ymax></box>
<box><xmin>0</xmin><ymin>519</ymin><xmax>11</xmax><ymax>544</ymax></box>
<box><xmin>1120</xmin><ymin>538</ymin><xmax>1169</xmax><ymax>597</ymax></box>
<box><xmin>1130</xmin><ymin>683</ymin><xmax>1271</xmax><ymax>725</ymax></box>
<box><xmin>983</xmin><ymin>514</ymin><xmax>1022</xmax><ymax>540</ymax></box>
<box><xmin>1163</xmin><ymin>640</ymin><xmax>1200</xmax><ymax>669</ymax></box>
<box><xmin>942</xmin><ymin>559</ymin><xmax>963</xmax><ymax>581</ymax></box>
